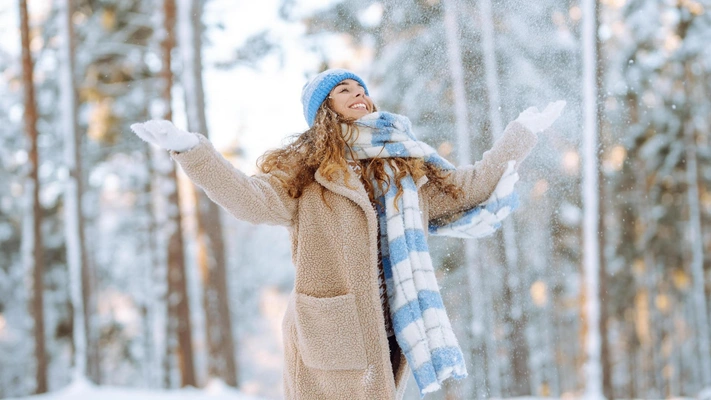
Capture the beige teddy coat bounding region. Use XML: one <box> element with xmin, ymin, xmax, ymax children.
<box><xmin>171</xmin><ymin>121</ymin><xmax>537</xmax><ymax>399</ymax></box>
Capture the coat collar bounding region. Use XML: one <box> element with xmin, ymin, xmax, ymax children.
<box><xmin>315</xmin><ymin>166</ymin><xmax>371</xmax><ymax>213</ymax></box>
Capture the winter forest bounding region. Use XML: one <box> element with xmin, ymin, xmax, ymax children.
<box><xmin>2</xmin><ymin>0</ymin><xmax>711</xmax><ymax>399</ymax></box>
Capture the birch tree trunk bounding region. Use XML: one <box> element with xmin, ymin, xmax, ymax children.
<box><xmin>582</xmin><ymin>0</ymin><xmax>603</xmax><ymax>396</ymax></box>
<box><xmin>177</xmin><ymin>0</ymin><xmax>238</xmax><ymax>386</ymax></box>
<box><xmin>19</xmin><ymin>0</ymin><xmax>47</xmax><ymax>393</ymax></box>
<box><xmin>682</xmin><ymin>71</ymin><xmax>711</xmax><ymax>387</ymax></box>
<box><xmin>139</xmin><ymin>111</ymin><xmax>162</xmax><ymax>388</ymax></box>
<box><xmin>58</xmin><ymin>0</ymin><xmax>97</xmax><ymax>384</ymax></box>
<box><xmin>160</xmin><ymin>0</ymin><xmax>197</xmax><ymax>387</ymax></box>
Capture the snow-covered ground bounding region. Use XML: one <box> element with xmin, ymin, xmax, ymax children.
<box><xmin>8</xmin><ymin>376</ymin><xmax>711</xmax><ymax>400</ymax></box>
<box><xmin>6</xmin><ymin>379</ymin><xmax>265</xmax><ymax>400</ymax></box>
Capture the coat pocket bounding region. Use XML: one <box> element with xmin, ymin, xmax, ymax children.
<box><xmin>294</xmin><ymin>292</ymin><xmax>368</xmax><ymax>370</ymax></box>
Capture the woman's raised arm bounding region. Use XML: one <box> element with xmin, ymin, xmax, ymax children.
<box><xmin>131</xmin><ymin>120</ymin><xmax>297</xmax><ymax>227</ymax></box>
<box><xmin>424</xmin><ymin>100</ymin><xmax>565</xmax><ymax>222</ymax></box>
<box><xmin>424</xmin><ymin>120</ymin><xmax>538</xmax><ymax>222</ymax></box>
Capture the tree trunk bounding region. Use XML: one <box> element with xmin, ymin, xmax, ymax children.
<box><xmin>682</xmin><ymin>82</ymin><xmax>711</xmax><ymax>387</ymax></box>
<box><xmin>678</xmin><ymin>10</ymin><xmax>711</xmax><ymax>391</ymax></box>
<box><xmin>139</xmin><ymin>107</ymin><xmax>162</xmax><ymax>388</ymax></box>
<box><xmin>582</xmin><ymin>0</ymin><xmax>603</xmax><ymax>396</ymax></box>
<box><xmin>478</xmin><ymin>0</ymin><xmax>502</xmax><ymax>137</ymax></box>
<box><xmin>161</xmin><ymin>0</ymin><xmax>196</xmax><ymax>387</ymax></box>
<box><xmin>177</xmin><ymin>0</ymin><xmax>238</xmax><ymax>386</ymax></box>
<box><xmin>481</xmin><ymin>254</ymin><xmax>502</xmax><ymax>398</ymax></box>
<box><xmin>500</xmin><ymin>259</ymin><xmax>531</xmax><ymax>396</ymax></box>
<box><xmin>541</xmin><ymin>199</ymin><xmax>561</xmax><ymax>397</ymax></box>
<box><xmin>464</xmin><ymin>246</ymin><xmax>489</xmax><ymax>399</ymax></box>
<box><xmin>58</xmin><ymin>0</ymin><xmax>97</xmax><ymax>384</ymax></box>
<box><xmin>595</xmin><ymin>1</ymin><xmax>613</xmax><ymax>398</ymax></box>
<box><xmin>19</xmin><ymin>0</ymin><xmax>47</xmax><ymax>393</ymax></box>
<box><xmin>667</xmin><ymin>305</ymin><xmax>679</xmax><ymax>396</ymax></box>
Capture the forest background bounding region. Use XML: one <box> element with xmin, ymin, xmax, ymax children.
<box><xmin>1</xmin><ymin>0</ymin><xmax>711</xmax><ymax>399</ymax></box>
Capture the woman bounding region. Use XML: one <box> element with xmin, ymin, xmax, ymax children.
<box><xmin>131</xmin><ymin>68</ymin><xmax>564</xmax><ymax>399</ymax></box>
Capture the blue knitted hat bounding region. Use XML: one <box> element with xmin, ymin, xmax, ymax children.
<box><xmin>301</xmin><ymin>68</ymin><xmax>369</xmax><ymax>127</ymax></box>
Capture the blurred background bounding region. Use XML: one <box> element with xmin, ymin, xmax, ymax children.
<box><xmin>1</xmin><ymin>0</ymin><xmax>711</xmax><ymax>399</ymax></box>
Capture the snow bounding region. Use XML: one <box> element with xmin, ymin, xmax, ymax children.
<box><xmin>5</xmin><ymin>378</ymin><xmax>265</xmax><ymax>400</ymax></box>
<box><xmin>699</xmin><ymin>387</ymin><xmax>711</xmax><ymax>400</ymax></box>
<box><xmin>479</xmin><ymin>0</ymin><xmax>504</xmax><ymax>138</ymax></box>
<box><xmin>442</xmin><ymin>0</ymin><xmax>470</xmax><ymax>165</ymax></box>
<box><xmin>3</xmin><ymin>0</ymin><xmax>711</xmax><ymax>397</ymax></box>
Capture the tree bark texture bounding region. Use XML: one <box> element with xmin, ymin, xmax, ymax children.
<box><xmin>19</xmin><ymin>0</ymin><xmax>47</xmax><ymax>393</ymax></box>
<box><xmin>178</xmin><ymin>0</ymin><xmax>238</xmax><ymax>386</ymax></box>
<box><xmin>161</xmin><ymin>0</ymin><xmax>196</xmax><ymax>387</ymax></box>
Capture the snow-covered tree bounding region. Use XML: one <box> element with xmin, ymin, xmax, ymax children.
<box><xmin>605</xmin><ymin>0</ymin><xmax>711</xmax><ymax>396</ymax></box>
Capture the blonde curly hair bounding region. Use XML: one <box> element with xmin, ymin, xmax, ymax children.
<box><xmin>258</xmin><ymin>101</ymin><xmax>462</xmax><ymax>206</ymax></box>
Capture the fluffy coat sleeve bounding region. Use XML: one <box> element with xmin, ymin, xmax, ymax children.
<box><xmin>423</xmin><ymin>121</ymin><xmax>538</xmax><ymax>222</ymax></box>
<box><xmin>170</xmin><ymin>134</ymin><xmax>297</xmax><ymax>227</ymax></box>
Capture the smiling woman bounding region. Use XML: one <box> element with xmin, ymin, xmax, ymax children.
<box><xmin>130</xmin><ymin>68</ymin><xmax>564</xmax><ymax>399</ymax></box>
<box><xmin>327</xmin><ymin>79</ymin><xmax>374</xmax><ymax>120</ymax></box>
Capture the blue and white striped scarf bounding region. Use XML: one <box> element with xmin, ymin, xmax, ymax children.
<box><xmin>349</xmin><ymin>112</ymin><xmax>519</xmax><ymax>396</ymax></box>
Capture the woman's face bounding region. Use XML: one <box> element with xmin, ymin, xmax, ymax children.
<box><xmin>327</xmin><ymin>79</ymin><xmax>374</xmax><ymax>120</ymax></box>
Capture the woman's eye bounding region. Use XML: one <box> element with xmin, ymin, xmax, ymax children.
<box><xmin>340</xmin><ymin>88</ymin><xmax>348</xmax><ymax>93</ymax></box>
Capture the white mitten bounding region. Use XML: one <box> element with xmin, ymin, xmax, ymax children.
<box><xmin>515</xmin><ymin>100</ymin><xmax>566</xmax><ymax>134</ymax></box>
<box><xmin>130</xmin><ymin>120</ymin><xmax>199</xmax><ymax>152</ymax></box>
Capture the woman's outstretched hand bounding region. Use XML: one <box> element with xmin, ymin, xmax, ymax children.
<box><xmin>515</xmin><ymin>100</ymin><xmax>566</xmax><ymax>134</ymax></box>
<box><xmin>130</xmin><ymin>120</ymin><xmax>199</xmax><ymax>153</ymax></box>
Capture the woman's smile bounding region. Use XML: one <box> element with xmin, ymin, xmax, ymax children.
<box><xmin>328</xmin><ymin>79</ymin><xmax>374</xmax><ymax>120</ymax></box>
